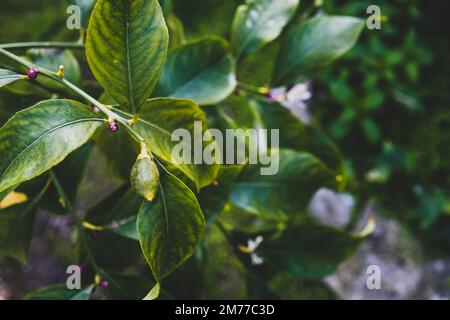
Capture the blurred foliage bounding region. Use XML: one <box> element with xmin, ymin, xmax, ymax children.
<box><xmin>314</xmin><ymin>0</ymin><xmax>450</xmax><ymax>257</ymax></box>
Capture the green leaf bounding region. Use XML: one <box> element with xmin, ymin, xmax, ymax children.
<box><xmin>133</xmin><ymin>98</ymin><xmax>219</xmax><ymax>189</ymax></box>
<box><xmin>86</xmin><ymin>0</ymin><xmax>169</xmax><ymax>112</ymax></box>
<box><xmin>250</xmin><ymin>97</ymin><xmax>345</xmax><ymax>175</ymax></box>
<box><xmin>85</xmin><ymin>229</ymin><xmax>143</xmax><ymax>273</ymax></box>
<box><xmin>256</xmin><ymin>224</ymin><xmax>365</xmax><ymax>278</ymax></box>
<box><xmin>0</xmin><ymin>201</ymin><xmax>37</xmax><ymax>262</ymax></box>
<box><xmin>86</xmin><ymin>185</ymin><xmax>142</xmax><ymax>225</ymax></box>
<box><xmin>0</xmin><ymin>68</ymin><xmax>25</xmax><ymax>88</ymax></box>
<box><xmin>137</xmin><ymin>169</ymin><xmax>206</xmax><ymax>282</ymax></box>
<box><xmin>230</xmin><ymin>149</ymin><xmax>336</xmax><ymax>220</ymax></box>
<box><xmin>154</xmin><ymin>37</ymin><xmax>236</xmax><ymax>106</ymax></box>
<box><xmin>0</xmin><ymin>99</ymin><xmax>104</xmax><ymax>193</ymax></box>
<box><xmin>274</xmin><ymin>15</ymin><xmax>364</xmax><ymax>85</ymax></box>
<box><xmin>23</xmin><ymin>284</ymin><xmax>94</xmax><ymax>300</ymax></box>
<box><xmin>214</xmin><ymin>95</ymin><xmax>345</xmax><ymax>178</ymax></box>
<box><xmin>85</xmin><ymin>185</ymin><xmax>141</xmax><ymax>241</ymax></box>
<box><xmin>171</xmin><ymin>0</ymin><xmax>241</xmax><ymax>37</ymax></box>
<box><xmin>109</xmin><ymin>215</ymin><xmax>139</xmax><ymax>240</ymax></box>
<box><xmin>231</xmin><ymin>0</ymin><xmax>299</xmax><ymax>59</ymax></box>
<box><xmin>144</xmin><ymin>283</ymin><xmax>160</xmax><ymax>300</ymax></box>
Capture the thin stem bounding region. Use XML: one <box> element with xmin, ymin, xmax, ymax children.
<box><xmin>49</xmin><ymin>170</ymin><xmax>101</xmax><ymax>274</ymax></box>
<box><xmin>0</xmin><ymin>47</ymin><xmax>143</xmax><ymax>142</ymax></box>
<box><xmin>237</xmin><ymin>81</ymin><xmax>270</xmax><ymax>96</ymax></box>
<box><xmin>0</xmin><ymin>42</ymin><xmax>84</xmax><ymax>50</ymax></box>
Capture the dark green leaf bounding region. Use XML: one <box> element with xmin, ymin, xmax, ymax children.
<box><xmin>274</xmin><ymin>15</ymin><xmax>364</xmax><ymax>85</ymax></box>
<box><xmin>137</xmin><ymin>169</ymin><xmax>206</xmax><ymax>282</ymax></box>
<box><xmin>0</xmin><ymin>99</ymin><xmax>104</xmax><ymax>193</ymax></box>
<box><xmin>86</xmin><ymin>0</ymin><xmax>169</xmax><ymax>112</ymax></box>
<box><xmin>0</xmin><ymin>68</ymin><xmax>25</xmax><ymax>88</ymax></box>
<box><xmin>86</xmin><ymin>185</ymin><xmax>142</xmax><ymax>225</ymax></box>
<box><xmin>230</xmin><ymin>149</ymin><xmax>336</xmax><ymax>220</ymax></box>
<box><xmin>215</xmin><ymin>95</ymin><xmax>345</xmax><ymax>177</ymax></box>
<box><xmin>109</xmin><ymin>215</ymin><xmax>139</xmax><ymax>240</ymax></box>
<box><xmin>231</xmin><ymin>0</ymin><xmax>299</xmax><ymax>59</ymax></box>
<box><xmin>155</xmin><ymin>37</ymin><xmax>236</xmax><ymax>106</ymax></box>
<box><xmin>256</xmin><ymin>224</ymin><xmax>365</xmax><ymax>278</ymax></box>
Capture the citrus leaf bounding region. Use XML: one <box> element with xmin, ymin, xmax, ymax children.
<box><xmin>154</xmin><ymin>37</ymin><xmax>236</xmax><ymax>106</ymax></box>
<box><xmin>231</xmin><ymin>0</ymin><xmax>299</xmax><ymax>59</ymax></box>
<box><xmin>0</xmin><ymin>99</ymin><xmax>104</xmax><ymax>193</ymax></box>
<box><xmin>137</xmin><ymin>169</ymin><xmax>206</xmax><ymax>282</ymax></box>
<box><xmin>86</xmin><ymin>0</ymin><xmax>169</xmax><ymax>112</ymax></box>
<box><xmin>256</xmin><ymin>224</ymin><xmax>366</xmax><ymax>278</ymax></box>
<box><xmin>230</xmin><ymin>149</ymin><xmax>336</xmax><ymax>220</ymax></box>
<box><xmin>0</xmin><ymin>68</ymin><xmax>25</xmax><ymax>88</ymax></box>
<box><xmin>215</xmin><ymin>95</ymin><xmax>346</xmax><ymax>178</ymax></box>
<box><xmin>274</xmin><ymin>15</ymin><xmax>364</xmax><ymax>85</ymax></box>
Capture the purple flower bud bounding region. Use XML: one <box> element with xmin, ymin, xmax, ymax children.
<box><xmin>27</xmin><ymin>68</ymin><xmax>38</xmax><ymax>80</ymax></box>
<box><xmin>99</xmin><ymin>279</ymin><xmax>109</xmax><ymax>288</ymax></box>
<box><xmin>107</xmin><ymin>122</ymin><xmax>119</xmax><ymax>133</ymax></box>
<box><xmin>92</xmin><ymin>106</ymin><xmax>100</xmax><ymax>113</ymax></box>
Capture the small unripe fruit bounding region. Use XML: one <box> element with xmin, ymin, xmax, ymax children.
<box><xmin>27</xmin><ymin>68</ymin><xmax>38</xmax><ymax>80</ymax></box>
<box><xmin>131</xmin><ymin>144</ymin><xmax>160</xmax><ymax>201</ymax></box>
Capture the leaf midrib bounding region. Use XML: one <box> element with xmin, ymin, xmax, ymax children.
<box><xmin>159</xmin><ymin>181</ymin><xmax>170</xmax><ymax>241</ymax></box>
<box><xmin>124</xmin><ymin>0</ymin><xmax>136</xmax><ymax>113</ymax></box>
<box><xmin>0</xmin><ymin>118</ymin><xmax>104</xmax><ymax>185</ymax></box>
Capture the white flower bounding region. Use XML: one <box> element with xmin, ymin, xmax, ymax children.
<box><xmin>246</xmin><ymin>236</ymin><xmax>264</xmax><ymax>266</ymax></box>
<box><xmin>268</xmin><ymin>82</ymin><xmax>313</xmax><ymax>124</ymax></box>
